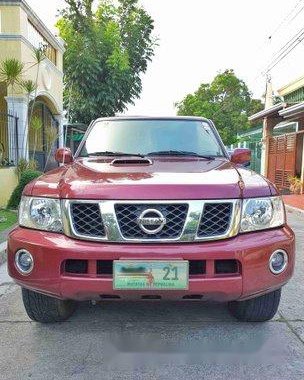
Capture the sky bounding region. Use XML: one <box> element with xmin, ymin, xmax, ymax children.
<box><xmin>26</xmin><ymin>0</ymin><xmax>304</xmax><ymax>115</ymax></box>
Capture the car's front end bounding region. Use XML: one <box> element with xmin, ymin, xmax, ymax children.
<box><xmin>7</xmin><ymin>117</ymin><xmax>295</xmax><ymax>322</ymax></box>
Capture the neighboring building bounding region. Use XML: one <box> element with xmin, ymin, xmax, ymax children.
<box><xmin>230</xmin><ymin>122</ymin><xmax>300</xmax><ymax>175</ymax></box>
<box><xmin>0</xmin><ymin>0</ymin><xmax>64</xmax><ymax>171</ymax></box>
<box><xmin>0</xmin><ymin>0</ymin><xmax>65</xmax><ymax>206</ymax></box>
<box><xmin>249</xmin><ymin>76</ymin><xmax>304</xmax><ymax>194</ymax></box>
<box><xmin>230</xmin><ymin>127</ymin><xmax>263</xmax><ymax>174</ymax></box>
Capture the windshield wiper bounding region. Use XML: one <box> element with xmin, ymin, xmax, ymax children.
<box><xmin>146</xmin><ymin>150</ymin><xmax>216</xmax><ymax>160</ymax></box>
<box><xmin>87</xmin><ymin>151</ymin><xmax>146</xmax><ymax>158</ymax></box>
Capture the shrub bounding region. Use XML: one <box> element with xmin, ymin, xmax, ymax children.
<box><xmin>288</xmin><ymin>176</ymin><xmax>303</xmax><ymax>195</ymax></box>
<box><xmin>15</xmin><ymin>158</ymin><xmax>38</xmax><ymax>179</ymax></box>
<box><xmin>7</xmin><ymin>169</ymin><xmax>41</xmax><ymax>209</ymax></box>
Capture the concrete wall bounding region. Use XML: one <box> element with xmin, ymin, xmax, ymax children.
<box><xmin>0</xmin><ymin>167</ymin><xmax>18</xmax><ymax>208</ymax></box>
<box><xmin>0</xmin><ymin>4</ymin><xmax>64</xmax><ymax>110</ymax></box>
<box><xmin>18</xmin><ymin>6</ymin><xmax>64</xmax><ymax>111</ymax></box>
<box><xmin>19</xmin><ymin>39</ymin><xmax>63</xmax><ymax>112</ymax></box>
<box><xmin>0</xmin><ymin>5</ymin><xmax>21</xmax><ymax>34</ymax></box>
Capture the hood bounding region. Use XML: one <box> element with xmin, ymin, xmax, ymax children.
<box><xmin>26</xmin><ymin>157</ymin><xmax>276</xmax><ymax>200</ymax></box>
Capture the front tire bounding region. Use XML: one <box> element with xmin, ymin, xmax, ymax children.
<box><xmin>22</xmin><ymin>288</ymin><xmax>77</xmax><ymax>323</ymax></box>
<box><xmin>228</xmin><ymin>288</ymin><xmax>281</xmax><ymax>322</ymax></box>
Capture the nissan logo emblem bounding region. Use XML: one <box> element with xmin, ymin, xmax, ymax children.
<box><xmin>137</xmin><ymin>209</ymin><xmax>167</xmax><ymax>234</ymax></box>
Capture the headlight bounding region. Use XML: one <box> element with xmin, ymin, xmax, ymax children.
<box><xmin>240</xmin><ymin>196</ymin><xmax>285</xmax><ymax>233</ymax></box>
<box><xmin>19</xmin><ymin>196</ymin><xmax>63</xmax><ymax>232</ymax></box>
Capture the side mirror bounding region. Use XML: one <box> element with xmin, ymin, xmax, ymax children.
<box><xmin>230</xmin><ymin>148</ymin><xmax>251</xmax><ymax>165</ymax></box>
<box><xmin>55</xmin><ymin>147</ymin><xmax>73</xmax><ymax>164</ymax></box>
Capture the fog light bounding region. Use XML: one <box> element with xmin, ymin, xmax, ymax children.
<box><xmin>15</xmin><ymin>250</ymin><xmax>34</xmax><ymax>275</ymax></box>
<box><xmin>269</xmin><ymin>250</ymin><xmax>288</xmax><ymax>274</ymax></box>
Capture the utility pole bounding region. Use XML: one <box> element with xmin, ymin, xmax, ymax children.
<box><xmin>259</xmin><ymin>31</ymin><xmax>274</xmax><ymax>177</ymax></box>
<box><xmin>260</xmin><ymin>74</ymin><xmax>274</xmax><ymax>176</ymax></box>
<box><xmin>264</xmin><ymin>74</ymin><xmax>274</xmax><ymax>109</ymax></box>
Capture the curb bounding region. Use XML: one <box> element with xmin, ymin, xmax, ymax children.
<box><xmin>0</xmin><ymin>242</ymin><xmax>7</xmax><ymax>266</ymax></box>
<box><xmin>0</xmin><ymin>225</ymin><xmax>16</xmax><ymax>267</ymax></box>
<box><xmin>285</xmin><ymin>204</ymin><xmax>304</xmax><ymax>217</ymax></box>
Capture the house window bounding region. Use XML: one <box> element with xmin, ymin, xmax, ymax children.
<box><xmin>273</xmin><ymin>122</ymin><xmax>298</xmax><ymax>136</ymax></box>
<box><xmin>27</xmin><ymin>21</ymin><xmax>57</xmax><ymax>65</ymax></box>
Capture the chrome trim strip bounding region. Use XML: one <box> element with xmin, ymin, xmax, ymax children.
<box><xmin>62</xmin><ymin>199</ymin><xmax>241</xmax><ymax>243</ymax></box>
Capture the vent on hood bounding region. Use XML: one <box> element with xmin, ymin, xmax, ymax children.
<box><xmin>111</xmin><ymin>158</ymin><xmax>152</xmax><ymax>166</ymax></box>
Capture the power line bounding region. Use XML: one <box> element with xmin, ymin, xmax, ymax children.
<box><xmin>289</xmin><ymin>2</ymin><xmax>304</xmax><ymax>23</ymax></box>
<box><xmin>253</xmin><ymin>1</ymin><xmax>304</xmax><ymax>81</ymax></box>
<box><xmin>267</xmin><ymin>27</ymin><xmax>304</xmax><ymax>67</ymax></box>
<box><xmin>265</xmin><ymin>29</ymin><xmax>304</xmax><ymax>73</ymax></box>
<box><xmin>254</xmin><ymin>28</ymin><xmax>304</xmax><ymax>81</ymax></box>
<box><xmin>268</xmin><ymin>0</ymin><xmax>304</xmax><ymax>39</ymax></box>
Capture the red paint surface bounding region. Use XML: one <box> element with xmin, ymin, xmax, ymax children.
<box><xmin>55</xmin><ymin>147</ymin><xmax>73</xmax><ymax>164</ymax></box>
<box><xmin>23</xmin><ymin>157</ymin><xmax>276</xmax><ymax>200</ymax></box>
<box><xmin>230</xmin><ymin>148</ymin><xmax>251</xmax><ymax>165</ymax></box>
<box><xmin>7</xmin><ymin>226</ymin><xmax>295</xmax><ymax>302</ymax></box>
<box><xmin>11</xmin><ymin>153</ymin><xmax>296</xmax><ymax>302</ymax></box>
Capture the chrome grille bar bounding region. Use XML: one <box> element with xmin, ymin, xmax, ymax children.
<box><xmin>62</xmin><ymin>199</ymin><xmax>241</xmax><ymax>243</ymax></box>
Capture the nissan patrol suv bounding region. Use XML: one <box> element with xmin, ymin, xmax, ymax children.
<box><xmin>7</xmin><ymin>117</ymin><xmax>295</xmax><ymax>323</ymax></box>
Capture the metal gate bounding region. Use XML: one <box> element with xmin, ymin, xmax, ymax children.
<box><xmin>0</xmin><ymin>112</ymin><xmax>19</xmax><ymax>165</ymax></box>
<box><xmin>28</xmin><ymin>102</ymin><xmax>59</xmax><ymax>171</ymax></box>
<box><xmin>267</xmin><ymin>132</ymin><xmax>303</xmax><ymax>191</ymax></box>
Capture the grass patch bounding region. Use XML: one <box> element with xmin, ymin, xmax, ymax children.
<box><xmin>0</xmin><ymin>209</ymin><xmax>17</xmax><ymax>233</ymax></box>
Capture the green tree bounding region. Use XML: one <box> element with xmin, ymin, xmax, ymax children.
<box><xmin>57</xmin><ymin>0</ymin><xmax>156</xmax><ymax>124</ymax></box>
<box><xmin>176</xmin><ymin>70</ymin><xmax>264</xmax><ymax>145</ymax></box>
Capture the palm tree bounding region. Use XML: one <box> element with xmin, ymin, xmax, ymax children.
<box><xmin>0</xmin><ymin>58</ymin><xmax>24</xmax><ymax>87</ymax></box>
<box><xmin>0</xmin><ymin>59</ymin><xmax>24</xmax><ymax>164</ymax></box>
<box><xmin>23</xmin><ymin>46</ymin><xmax>46</xmax><ymax>163</ymax></box>
<box><xmin>27</xmin><ymin>46</ymin><xmax>46</xmax><ymax>126</ymax></box>
<box><xmin>21</xmin><ymin>79</ymin><xmax>37</xmax><ymax>97</ymax></box>
<box><xmin>20</xmin><ymin>79</ymin><xmax>37</xmax><ymax>156</ymax></box>
<box><xmin>0</xmin><ymin>58</ymin><xmax>24</xmax><ymax>114</ymax></box>
<box><xmin>0</xmin><ymin>47</ymin><xmax>45</xmax><ymax>163</ymax></box>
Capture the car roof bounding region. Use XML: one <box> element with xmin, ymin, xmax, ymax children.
<box><xmin>94</xmin><ymin>116</ymin><xmax>210</xmax><ymax>123</ymax></box>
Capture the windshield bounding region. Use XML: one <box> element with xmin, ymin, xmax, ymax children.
<box><xmin>79</xmin><ymin>119</ymin><xmax>225</xmax><ymax>157</ymax></box>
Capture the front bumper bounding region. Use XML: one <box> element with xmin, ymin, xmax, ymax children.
<box><xmin>7</xmin><ymin>226</ymin><xmax>295</xmax><ymax>302</ymax></box>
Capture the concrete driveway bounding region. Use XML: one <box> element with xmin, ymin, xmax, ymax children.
<box><xmin>0</xmin><ymin>211</ymin><xmax>303</xmax><ymax>380</ymax></box>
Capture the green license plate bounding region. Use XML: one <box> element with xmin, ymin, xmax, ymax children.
<box><xmin>113</xmin><ymin>260</ymin><xmax>189</xmax><ymax>290</ymax></box>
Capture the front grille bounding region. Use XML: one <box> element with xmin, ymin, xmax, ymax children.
<box><xmin>197</xmin><ymin>202</ymin><xmax>233</xmax><ymax>238</ymax></box>
<box><xmin>66</xmin><ymin>200</ymin><xmax>238</xmax><ymax>242</ymax></box>
<box><xmin>115</xmin><ymin>204</ymin><xmax>188</xmax><ymax>239</ymax></box>
<box><xmin>70</xmin><ymin>203</ymin><xmax>106</xmax><ymax>238</ymax></box>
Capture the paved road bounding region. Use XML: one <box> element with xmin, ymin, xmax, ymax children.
<box><xmin>0</xmin><ymin>211</ymin><xmax>303</xmax><ymax>380</ymax></box>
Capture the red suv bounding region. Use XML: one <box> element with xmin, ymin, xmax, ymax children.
<box><xmin>7</xmin><ymin>117</ymin><xmax>295</xmax><ymax>323</ymax></box>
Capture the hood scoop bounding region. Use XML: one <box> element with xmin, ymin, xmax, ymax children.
<box><xmin>111</xmin><ymin>157</ymin><xmax>153</xmax><ymax>166</ymax></box>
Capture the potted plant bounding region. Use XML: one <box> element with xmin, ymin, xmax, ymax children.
<box><xmin>288</xmin><ymin>176</ymin><xmax>303</xmax><ymax>195</ymax></box>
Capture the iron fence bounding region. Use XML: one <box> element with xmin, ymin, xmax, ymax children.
<box><xmin>0</xmin><ymin>112</ymin><xmax>19</xmax><ymax>167</ymax></box>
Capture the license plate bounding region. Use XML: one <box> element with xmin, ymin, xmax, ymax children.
<box><xmin>113</xmin><ymin>260</ymin><xmax>189</xmax><ymax>290</ymax></box>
